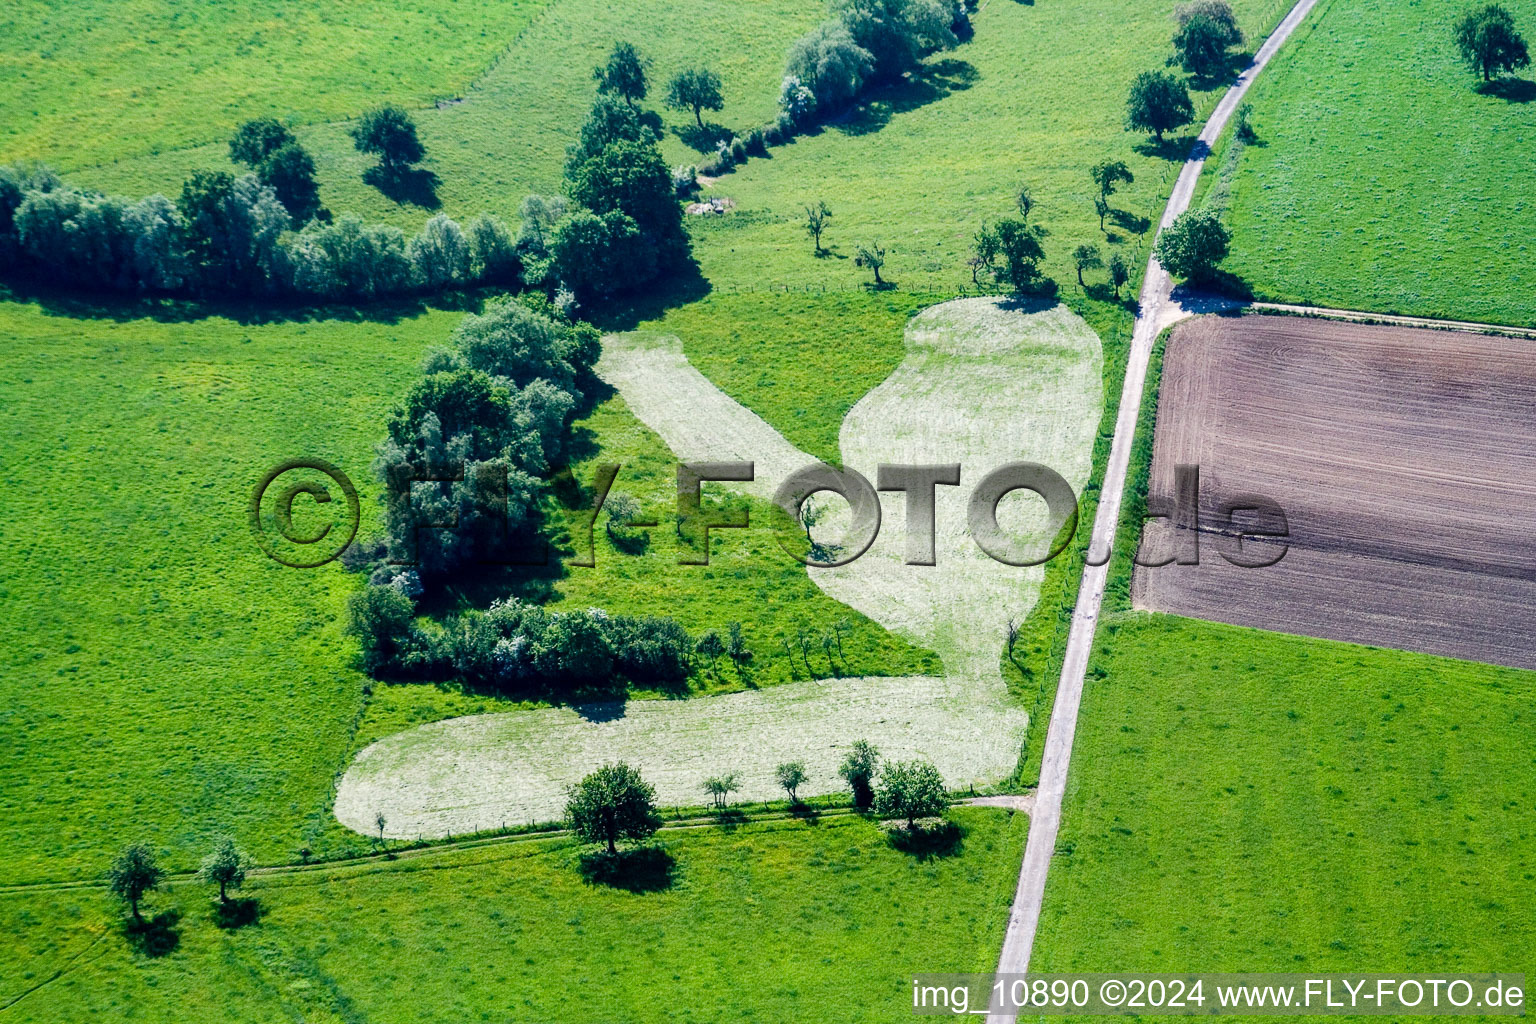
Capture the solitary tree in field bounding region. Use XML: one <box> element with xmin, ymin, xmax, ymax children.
<box><xmin>875</xmin><ymin>759</ymin><xmax>948</xmax><ymax>830</ymax></box>
<box><xmin>1094</xmin><ymin>196</ymin><xmax>1111</xmax><ymax>231</ymax></box>
<box><xmin>595</xmin><ymin>42</ymin><xmax>650</xmax><ymax>107</ymax></box>
<box><xmin>1109</xmin><ymin>252</ymin><xmax>1131</xmax><ymax>299</ymax></box>
<box><xmin>107</xmin><ymin>843</ymin><xmax>164</xmax><ymax>924</ymax></box>
<box><xmin>804</xmin><ymin>201</ymin><xmax>832</xmax><ymax>253</ymax></box>
<box><xmin>1172</xmin><ymin>0</ymin><xmax>1244</xmax><ymax>78</ymax></box>
<box><xmin>229</xmin><ymin>118</ymin><xmax>295</xmax><ymax>169</ymax></box>
<box><xmin>1072</xmin><ymin>243</ymin><xmax>1104</xmax><ymax>287</ymax></box>
<box><xmin>1455</xmin><ymin>5</ymin><xmax>1531</xmax><ymax>81</ymax></box>
<box><xmin>374</xmin><ymin>812</ymin><xmax>388</xmax><ymax>846</ymax></box>
<box><xmin>854</xmin><ymin>240</ymin><xmax>887</xmax><ymax>285</ymax></box>
<box><xmin>1015</xmin><ymin>184</ymin><xmax>1035</xmax><ymax>222</ymax></box>
<box><xmin>198</xmin><ymin>836</ymin><xmax>252</xmax><ymax>905</ymax></box>
<box><xmin>1126</xmin><ymin>71</ymin><xmax>1194</xmax><ymax>142</ymax></box>
<box><xmin>351</xmin><ymin>105</ymin><xmax>426</xmax><ymax>172</ymax></box>
<box><xmin>1154</xmin><ymin>208</ymin><xmax>1230</xmax><ymax>281</ymax></box>
<box><xmin>566</xmin><ymin>763</ymin><xmax>662</xmax><ymax>854</ymax></box>
<box><xmin>776</xmin><ymin>761</ymin><xmax>809</xmax><ymax>803</ymax></box>
<box><xmin>1090</xmin><ymin>159</ymin><xmax>1134</xmax><ymax>206</ymax></box>
<box><xmin>665</xmin><ymin>67</ymin><xmax>724</xmax><ymax>127</ymax></box>
<box><xmin>838</xmin><ymin>739</ymin><xmax>880</xmax><ymax>809</ymax></box>
<box><xmin>695</xmin><ymin>629</ymin><xmax>725</xmax><ymax>676</ymax></box>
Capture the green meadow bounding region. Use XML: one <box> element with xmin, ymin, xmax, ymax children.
<box><xmin>0</xmin><ymin>809</ymin><xmax>1025</xmax><ymax>1022</ymax></box>
<box><xmin>1212</xmin><ymin>0</ymin><xmax>1536</xmax><ymax>325</ymax></box>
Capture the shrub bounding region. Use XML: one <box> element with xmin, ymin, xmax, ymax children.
<box><xmin>729</xmin><ymin>137</ymin><xmax>748</xmax><ymax>163</ymax></box>
<box><xmin>346</xmin><ymin>584</ymin><xmax>420</xmax><ymax>674</ymax></box>
<box><xmin>744</xmin><ymin>127</ymin><xmax>768</xmax><ymax>156</ymax></box>
<box><xmin>466</xmin><ymin>213</ymin><xmax>520</xmax><ymax>282</ymax></box>
<box><xmin>408</xmin><ymin>213</ymin><xmax>472</xmax><ymax>290</ymax></box>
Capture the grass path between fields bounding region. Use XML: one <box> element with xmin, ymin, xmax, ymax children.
<box><xmin>334</xmin><ymin>298</ymin><xmax>1101</xmax><ymax>838</ymax></box>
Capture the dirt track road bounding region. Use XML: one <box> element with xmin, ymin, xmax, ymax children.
<box><xmin>986</xmin><ymin>0</ymin><xmax>1322</xmax><ymax>1007</ymax></box>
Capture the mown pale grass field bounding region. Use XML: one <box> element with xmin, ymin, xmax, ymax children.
<box><xmin>0</xmin><ymin>0</ymin><xmax>550</xmax><ymax>171</ymax></box>
<box><xmin>0</xmin><ymin>809</ymin><xmax>1025</xmax><ymax>1022</ymax></box>
<box><xmin>1215</xmin><ymin>0</ymin><xmax>1536</xmax><ymax>325</ymax></box>
<box><xmin>1031</xmin><ymin>615</ymin><xmax>1536</xmax><ymax>1006</ymax></box>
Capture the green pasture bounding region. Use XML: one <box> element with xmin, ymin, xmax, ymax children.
<box><xmin>1213</xmin><ymin>0</ymin><xmax>1536</xmax><ymax>325</ymax></box>
<box><xmin>0</xmin><ymin>808</ymin><xmax>1024</xmax><ymax>1022</ymax></box>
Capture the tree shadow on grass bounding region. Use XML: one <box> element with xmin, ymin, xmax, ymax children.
<box><xmin>1477</xmin><ymin>77</ymin><xmax>1536</xmax><ymax>102</ymax></box>
<box><xmin>363</xmin><ymin>164</ymin><xmax>442</xmax><ymax>209</ymax></box>
<box><xmin>586</xmin><ymin>260</ymin><xmax>712</xmax><ymax>333</ymax></box>
<box><xmin>0</xmin><ymin>277</ymin><xmax>495</xmax><ymax>327</ymax></box>
<box><xmin>1132</xmin><ymin>133</ymin><xmax>1201</xmax><ymax>162</ymax></box>
<box><xmin>886</xmin><ymin>819</ymin><xmax>964</xmax><ymax>861</ymax></box>
<box><xmin>675</xmin><ymin>122</ymin><xmax>735</xmax><ymax>154</ymax></box>
<box><xmin>1185</xmin><ymin>51</ymin><xmax>1256</xmax><ymax>92</ymax></box>
<box><xmin>213</xmin><ymin>897</ymin><xmax>262</xmax><ymax>930</ymax></box>
<box><xmin>832</xmin><ymin>58</ymin><xmax>980</xmax><ymax>137</ymax></box>
<box><xmin>124</xmin><ymin>910</ymin><xmax>181</xmax><ymax>957</ymax></box>
<box><xmin>1109</xmin><ymin>207</ymin><xmax>1152</xmax><ymax>237</ymax></box>
<box><xmin>577</xmin><ymin>845</ymin><xmax>677</xmax><ymax>892</ymax></box>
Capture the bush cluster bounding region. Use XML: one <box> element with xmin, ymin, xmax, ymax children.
<box><xmin>346</xmin><ymin>589</ymin><xmax>694</xmax><ymax>692</ymax></box>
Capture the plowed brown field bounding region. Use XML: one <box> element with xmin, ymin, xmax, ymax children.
<box><xmin>1133</xmin><ymin>314</ymin><xmax>1536</xmax><ymax>668</ymax></box>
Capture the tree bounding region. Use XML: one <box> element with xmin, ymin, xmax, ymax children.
<box><xmin>702</xmin><ymin>771</ymin><xmax>740</xmax><ymax>813</ymax></box>
<box><xmin>516</xmin><ymin>194</ymin><xmax>567</xmax><ymax>254</ymax></box>
<box><xmin>1234</xmin><ymin>102</ymin><xmax>1258</xmax><ymax>142</ymax></box>
<box><xmin>854</xmin><ymin>240</ymin><xmax>887</xmax><ymax>285</ymax></box>
<box><xmin>1154</xmin><ymin>208</ymin><xmax>1230</xmax><ymax>281</ymax></box>
<box><xmin>351</xmin><ymin>105</ymin><xmax>426</xmax><ymax>171</ymax></box>
<box><xmin>993</xmin><ymin>218</ymin><xmax>1048</xmax><ymax>293</ymax></box>
<box><xmin>1172</xmin><ymin>1</ymin><xmax>1244</xmax><ymax>78</ymax></box>
<box><xmin>804</xmin><ymin>201</ymin><xmax>832</xmax><ymax>253</ymax></box>
<box><xmin>1090</xmin><ymin>159</ymin><xmax>1134</xmax><ymax>204</ymax></box>
<box><xmin>198</xmin><ymin>836</ymin><xmax>251</xmax><ymax>904</ymax></box>
<box><xmin>408</xmin><ymin>213</ymin><xmax>472</xmax><ymax>290</ymax></box>
<box><xmin>1015</xmin><ymin>184</ymin><xmax>1035</xmax><ymax>222</ymax></box>
<box><xmin>1072</xmin><ymin>243</ymin><xmax>1103</xmax><ymax>287</ymax></box>
<box><xmin>565</xmin><ymin>95</ymin><xmax>664</xmax><ymax>173</ymax></box>
<box><xmin>1455</xmin><ymin>4</ymin><xmax>1531</xmax><ymax>81</ymax></box>
<box><xmin>107</xmin><ymin>843</ymin><xmax>163</xmax><ymax>923</ymax></box>
<box><xmin>374</xmin><ymin>812</ymin><xmax>387</xmax><ymax>845</ymax></box>
<box><xmin>832</xmin><ymin>0</ymin><xmax>958</xmax><ymax>80</ymax></box>
<box><xmin>968</xmin><ymin>220</ymin><xmax>999</xmax><ymax>283</ymax></box>
<box><xmin>838</xmin><ymin>740</ymin><xmax>880</xmax><ymax>809</ymax></box>
<box><xmin>177</xmin><ymin>171</ymin><xmax>288</xmax><ymax>291</ymax></box>
<box><xmin>1094</xmin><ymin>196</ymin><xmax>1111</xmax><ymax>231</ymax></box>
<box><xmin>726</xmin><ymin>621</ymin><xmax>751</xmax><ymax>679</ymax></box>
<box><xmin>565</xmin><ymin>763</ymin><xmax>661</xmax><ymax>854</ymax></box>
<box><xmin>345</xmin><ymin>584</ymin><xmax>417</xmax><ymax>674</ymax></box>
<box><xmin>776</xmin><ymin>761</ymin><xmax>809</xmax><ymax>803</ymax></box>
<box><xmin>258</xmin><ymin>142</ymin><xmax>323</xmax><ymax>224</ymax></box>
<box><xmin>665</xmin><ymin>67</ymin><xmax>724</xmax><ymax>127</ymax></box>
<box><xmin>550</xmin><ymin>208</ymin><xmax>656</xmax><ymax>300</ymax></box>
<box><xmin>565</xmin><ymin>138</ymin><xmax>688</xmax><ymax>269</ymax></box>
<box><xmin>785</xmin><ymin>21</ymin><xmax>876</xmax><ymax>113</ymax></box>
<box><xmin>594</xmin><ymin>41</ymin><xmax>650</xmax><ymax>106</ymax></box>
<box><xmin>875</xmin><ymin>758</ymin><xmax>947</xmax><ymax>829</ymax></box>
<box><xmin>695</xmin><ymin>629</ymin><xmax>725</xmax><ymax>675</ymax></box>
<box><xmin>1126</xmin><ymin>71</ymin><xmax>1194</xmax><ymax>142</ymax></box>
<box><xmin>1109</xmin><ymin>252</ymin><xmax>1131</xmax><ymax>299</ymax></box>
<box><xmin>229</xmin><ymin>118</ymin><xmax>294</xmax><ymax>169</ymax></box>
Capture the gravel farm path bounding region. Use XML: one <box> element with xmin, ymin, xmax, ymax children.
<box><xmin>986</xmin><ymin>0</ymin><xmax>1322</xmax><ymax>1008</ymax></box>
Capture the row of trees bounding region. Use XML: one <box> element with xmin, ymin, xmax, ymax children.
<box><xmin>563</xmin><ymin>742</ymin><xmax>947</xmax><ymax>855</ymax></box>
<box><xmin>0</xmin><ymin>162</ymin><xmax>521</xmax><ymax>298</ymax></box>
<box><xmin>107</xmin><ymin>837</ymin><xmax>253</xmax><ymax>927</ymax></box>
